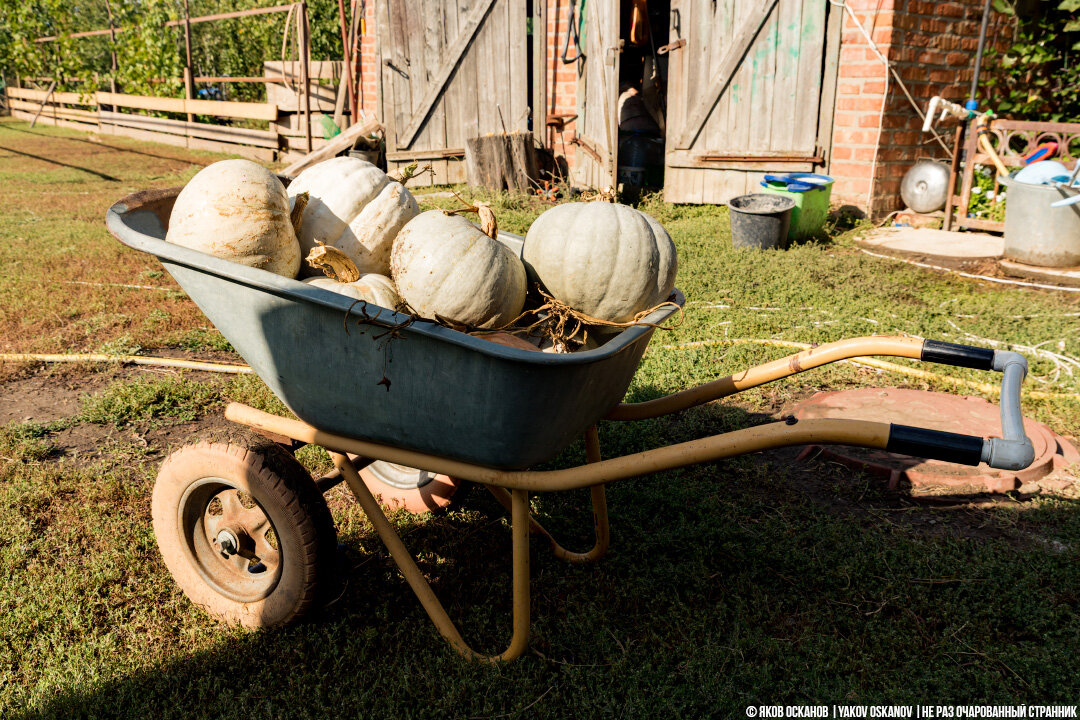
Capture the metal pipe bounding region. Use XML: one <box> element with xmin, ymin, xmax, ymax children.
<box><xmin>228</xmin><ymin>403</ymin><xmax>895</xmax><ymax>492</ymax></box>
<box><xmin>337</xmin><ymin>0</ymin><xmax>357</xmax><ymax>123</ymax></box>
<box><xmin>606</xmin><ymin>336</ymin><xmax>925</xmax><ymax>420</ymax></box>
<box><xmin>487</xmin><ymin>425</ymin><xmax>610</xmax><ymax>562</ymax></box>
<box><xmin>968</xmin><ymin>0</ymin><xmax>993</xmax><ymax>106</ymax></box>
<box><xmin>331</xmin><ymin>452</ymin><xmax>531</xmax><ymax>661</ymax></box>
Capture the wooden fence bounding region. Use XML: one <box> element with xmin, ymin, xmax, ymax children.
<box><xmin>5</xmin><ymin>78</ymin><xmax>339</xmax><ymax>163</ymax></box>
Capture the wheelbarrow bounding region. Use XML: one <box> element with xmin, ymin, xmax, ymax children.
<box><xmin>106</xmin><ymin>187</ymin><xmax>1035</xmax><ymax>662</ymax></box>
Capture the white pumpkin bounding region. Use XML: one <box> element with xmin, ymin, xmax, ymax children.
<box><xmin>303</xmin><ymin>274</ymin><xmax>401</xmax><ymax>309</ymax></box>
<box><xmin>287</xmin><ymin>156</ymin><xmax>419</xmax><ymax>276</ymax></box>
<box><xmin>390</xmin><ymin>211</ymin><xmax>527</xmax><ymax>328</ymax></box>
<box><xmin>522</xmin><ymin>202</ymin><xmax>677</xmax><ymax>323</ymax></box>
<box><xmin>166</xmin><ymin>159</ymin><xmax>300</xmax><ymax>278</ymax></box>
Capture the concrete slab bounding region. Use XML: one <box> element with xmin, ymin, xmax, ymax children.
<box><xmin>1000</xmin><ymin>258</ymin><xmax>1080</xmax><ymax>288</ymax></box>
<box><xmin>859</xmin><ymin>227</ymin><xmax>1004</xmax><ymax>259</ymax></box>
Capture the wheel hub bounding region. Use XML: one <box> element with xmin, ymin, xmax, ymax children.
<box><xmin>215</xmin><ymin>528</ymin><xmax>241</xmax><ymax>556</ymax></box>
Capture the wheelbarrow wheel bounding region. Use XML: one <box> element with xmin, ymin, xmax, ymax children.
<box><xmin>152</xmin><ymin>441</ymin><xmax>337</xmax><ymax>629</ymax></box>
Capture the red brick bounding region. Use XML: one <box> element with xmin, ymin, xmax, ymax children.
<box><xmin>831</xmin><ymin>146</ymin><xmax>854</xmax><ymax>161</ymax></box>
<box><xmin>840</xmin><ymin>63</ymin><xmax>887</xmax><ymax>79</ymax></box>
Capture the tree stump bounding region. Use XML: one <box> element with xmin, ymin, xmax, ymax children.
<box><xmin>465</xmin><ymin>132</ymin><xmax>538</xmax><ymax>191</ymax></box>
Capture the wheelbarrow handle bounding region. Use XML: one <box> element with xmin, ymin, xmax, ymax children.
<box><xmin>898</xmin><ymin>340</ymin><xmax>1034</xmax><ymax>471</ymax></box>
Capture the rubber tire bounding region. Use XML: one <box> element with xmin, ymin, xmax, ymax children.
<box><xmin>152</xmin><ymin>441</ymin><xmax>337</xmax><ymax>628</ymax></box>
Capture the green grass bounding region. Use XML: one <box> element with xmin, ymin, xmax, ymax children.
<box><xmin>79</xmin><ymin>375</ymin><xmax>222</xmax><ymax>426</ymax></box>
<box><xmin>1</xmin><ymin>120</ymin><xmax>1080</xmax><ymax>718</ymax></box>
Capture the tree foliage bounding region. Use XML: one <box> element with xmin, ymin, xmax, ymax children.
<box><xmin>981</xmin><ymin>0</ymin><xmax>1080</xmax><ymax>121</ymax></box>
<box><xmin>0</xmin><ymin>0</ymin><xmax>344</xmax><ymax>102</ymax></box>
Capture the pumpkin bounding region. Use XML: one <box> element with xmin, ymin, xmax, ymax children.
<box><xmin>166</xmin><ymin>159</ymin><xmax>300</xmax><ymax>278</ymax></box>
<box><xmin>390</xmin><ymin>211</ymin><xmax>526</xmax><ymax>329</ymax></box>
<box><xmin>286</xmin><ymin>156</ymin><xmax>419</xmax><ymax>276</ymax></box>
<box><xmin>303</xmin><ymin>274</ymin><xmax>401</xmax><ymax>309</ymax></box>
<box><xmin>522</xmin><ymin>201</ymin><xmax>677</xmax><ymax>323</ymax></box>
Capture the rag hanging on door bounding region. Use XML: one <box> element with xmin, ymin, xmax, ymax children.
<box><xmin>629</xmin><ymin>0</ymin><xmax>650</xmax><ymax>46</ymax></box>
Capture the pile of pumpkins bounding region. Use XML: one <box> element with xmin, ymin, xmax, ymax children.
<box><xmin>167</xmin><ymin>157</ymin><xmax>677</xmax><ymax>348</ymax></box>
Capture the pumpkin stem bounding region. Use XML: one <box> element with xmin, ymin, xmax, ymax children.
<box><xmin>306</xmin><ymin>241</ymin><xmax>361</xmax><ymax>283</ymax></box>
<box><xmin>391</xmin><ymin>162</ymin><xmax>433</xmax><ymax>186</ymax></box>
<box><xmin>289</xmin><ymin>191</ymin><xmax>309</xmax><ymax>237</ymax></box>
<box><xmin>444</xmin><ymin>190</ymin><xmax>499</xmax><ymax>240</ymax></box>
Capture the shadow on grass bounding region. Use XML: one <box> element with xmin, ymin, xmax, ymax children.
<box><xmin>0</xmin><ymin>121</ymin><xmax>211</xmax><ymax>167</ymax></box>
<box><xmin>11</xmin><ymin>397</ymin><xmax>1080</xmax><ymax>718</ymax></box>
<box><xmin>0</xmin><ymin>143</ymin><xmax>122</xmax><ymax>182</ymax></box>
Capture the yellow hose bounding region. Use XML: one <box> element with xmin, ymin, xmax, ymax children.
<box><xmin>0</xmin><ymin>353</ymin><xmax>252</xmax><ymax>374</ymax></box>
<box><xmin>976</xmin><ymin>115</ymin><xmax>1010</xmax><ymax>177</ymax></box>
<box><xmin>656</xmin><ymin>338</ymin><xmax>1080</xmax><ymax>401</ymax></box>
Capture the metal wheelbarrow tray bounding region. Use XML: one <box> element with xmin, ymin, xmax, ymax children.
<box><xmin>107</xmin><ymin>187</ymin><xmax>1036</xmax><ymax>661</ymax></box>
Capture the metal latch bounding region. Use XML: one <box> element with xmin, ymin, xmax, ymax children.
<box><xmin>657</xmin><ymin>38</ymin><xmax>686</xmax><ymax>55</ymax></box>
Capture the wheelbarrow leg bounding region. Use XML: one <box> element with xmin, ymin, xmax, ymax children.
<box><xmin>486</xmin><ymin>425</ymin><xmax>610</xmax><ymax>563</ymax></box>
<box><xmin>331</xmin><ymin>452</ymin><xmax>531</xmax><ymax>662</ymax></box>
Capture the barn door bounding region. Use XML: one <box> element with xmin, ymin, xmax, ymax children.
<box><xmin>377</xmin><ymin>0</ymin><xmax>531</xmax><ymax>186</ymax></box>
<box><xmin>664</xmin><ymin>0</ymin><xmax>837</xmax><ymax>203</ymax></box>
<box><xmin>571</xmin><ymin>0</ymin><xmax>620</xmax><ymax>190</ymax></box>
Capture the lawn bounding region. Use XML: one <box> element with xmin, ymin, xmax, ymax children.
<box><xmin>1</xmin><ymin>117</ymin><xmax>1079</xmax><ymax>719</ymax></box>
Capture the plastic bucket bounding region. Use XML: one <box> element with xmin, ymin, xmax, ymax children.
<box><xmin>728</xmin><ymin>194</ymin><xmax>797</xmax><ymax>250</ymax></box>
<box><xmin>759</xmin><ymin>173</ymin><xmax>834</xmax><ymax>240</ymax></box>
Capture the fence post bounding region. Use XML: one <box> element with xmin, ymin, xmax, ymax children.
<box><xmin>183</xmin><ymin>0</ymin><xmax>195</xmax><ymax>130</ymax></box>
<box><xmin>299</xmin><ymin>2</ymin><xmax>312</xmax><ymax>154</ymax></box>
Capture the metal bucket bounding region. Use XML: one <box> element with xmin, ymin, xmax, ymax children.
<box><xmin>1000</xmin><ymin>176</ymin><xmax>1080</xmax><ymax>267</ymax></box>
<box><xmin>728</xmin><ymin>193</ymin><xmax>796</xmax><ymax>250</ymax></box>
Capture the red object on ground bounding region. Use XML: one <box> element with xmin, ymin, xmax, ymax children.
<box><xmin>358</xmin><ymin>462</ymin><xmax>463</xmax><ymax>514</ymax></box>
<box><xmin>790</xmin><ymin>388</ymin><xmax>1078</xmax><ymax>495</ymax></box>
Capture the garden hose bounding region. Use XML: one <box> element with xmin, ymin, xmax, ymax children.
<box><xmin>0</xmin><ymin>353</ymin><xmax>252</xmax><ymax>374</ymax></box>
<box><xmin>976</xmin><ymin>114</ymin><xmax>1010</xmax><ymax>177</ymax></box>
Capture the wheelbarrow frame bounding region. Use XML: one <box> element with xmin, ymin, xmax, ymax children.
<box><xmin>105</xmin><ymin>187</ymin><xmax>1034</xmax><ymax>661</ymax></box>
<box><xmin>223</xmin><ymin>334</ymin><xmax>1033</xmax><ymax>662</ymax></box>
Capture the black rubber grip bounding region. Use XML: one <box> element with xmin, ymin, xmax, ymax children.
<box><xmin>887</xmin><ymin>424</ymin><xmax>985</xmax><ymax>466</ymax></box>
<box><xmin>921</xmin><ymin>339</ymin><xmax>995</xmax><ymax>370</ymax></box>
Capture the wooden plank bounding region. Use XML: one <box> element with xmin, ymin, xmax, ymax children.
<box><xmin>264</xmin><ymin>60</ymin><xmax>344</xmax><ymax>81</ymax></box>
<box><xmin>817</xmin><ymin>0</ymin><xmax>843</xmax><ymax>170</ymax></box>
<box><xmin>771</xmin><ymin>0</ymin><xmax>801</xmax><ymax>152</ymax></box>
<box><xmin>281</xmin><ymin>115</ymin><xmax>382</xmax><ymax>175</ymax></box>
<box><xmin>386</xmin><ymin>148</ymin><xmax>466</xmax><ymax>161</ymax></box>
<box><xmin>667</xmin><ymin>150</ymin><xmax>814</xmax><ymax>171</ymax></box>
<box><xmin>9</xmin><ymin>99</ymin><xmax>97</xmax><ymax>120</ymax></box>
<box><xmin>532</xmin><ymin>0</ymin><xmax>546</xmax><ymax>145</ymax></box>
<box><xmin>442</xmin><ymin>0</ymin><xmax>466</xmax><ymax>156</ymax></box>
<box><xmin>792</xmin><ymin>0</ymin><xmax>827</xmax><ymax>154</ymax></box>
<box><xmin>419</xmin><ymin>0</ymin><xmax>447</xmax><ymax>182</ymax></box>
<box><xmin>397</xmin><ymin>0</ymin><xmax>498</xmax><ymax>147</ymax></box>
<box><xmin>10</xmin><ymin>110</ymin><xmax>97</xmax><ymax>132</ymax></box>
<box><xmin>266</xmin><ymin>80</ymin><xmax>337</xmax><ymax>112</ymax></box>
<box><xmin>98</xmin><ymin>111</ymin><xmax>280</xmax><ymax>149</ymax></box>
<box><xmin>28</xmin><ymin>80</ymin><xmax>57</xmax><ymax>128</ymax></box>
<box><xmin>475</xmin><ymin>0</ymin><xmax>498</xmax><ymax>138</ymax></box>
<box><xmin>747</xmin><ymin>3</ymin><xmax>778</xmax><ymax>153</ymax></box>
<box><xmin>675</xmin><ymin>0</ymin><xmax>779</xmax><ymax>149</ymax></box>
<box><xmin>95</xmin><ymin>91</ymin><xmax>278</xmax><ymax>121</ymax></box>
<box><xmin>6</xmin><ymin>86</ymin><xmax>93</xmax><ymax>105</ymax></box>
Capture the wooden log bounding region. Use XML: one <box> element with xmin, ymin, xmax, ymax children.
<box><xmin>464</xmin><ymin>132</ymin><xmax>538</xmax><ymax>191</ymax></box>
<box><xmin>281</xmin><ymin>115</ymin><xmax>382</xmax><ymax>176</ymax></box>
<box><xmin>29</xmin><ymin>80</ymin><xmax>57</xmax><ymax>128</ymax></box>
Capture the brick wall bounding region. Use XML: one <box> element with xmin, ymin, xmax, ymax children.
<box><xmin>547</xmin><ymin>0</ymin><xmax>581</xmax><ymax>171</ymax></box>
<box><xmin>355</xmin><ymin>1</ymin><xmax>378</xmax><ymax>117</ymax></box>
<box><xmin>830</xmin><ymin>0</ymin><xmax>1014</xmax><ymax>216</ymax></box>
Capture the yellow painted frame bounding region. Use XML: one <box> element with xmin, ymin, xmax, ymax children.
<box><xmin>221</xmin><ymin>336</ymin><xmax>948</xmax><ymax>661</ymax></box>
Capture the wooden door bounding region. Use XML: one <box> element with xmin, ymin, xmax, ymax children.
<box><xmin>377</xmin><ymin>0</ymin><xmax>532</xmax><ymax>186</ymax></box>
<box><xmin>663</xmin><ymin>0</ymin><xmax>841</xmax><ymax>203</ymax></box>
<box><xmin>571</xmin><ymin>0</ymin><xmax>620</xmax><ymax>190</ymax></box>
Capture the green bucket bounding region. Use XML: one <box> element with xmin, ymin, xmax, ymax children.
<box><xmin>759</xmin><ymin>173</ymin><xmax>834</xmax><ymax>241</ymax></box>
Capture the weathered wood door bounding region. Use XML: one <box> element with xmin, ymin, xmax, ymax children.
<box><xmin>664</xmin><ymin>0</ymin><xmax>840</xmax><ymax>203</ymax></box>
<box><xmin>571</xmin><ymin>1</ymin><xmax>620</xmax><ymax>190</ymax></box>
<box><xmin>377</xmin><ymin>0</ymin><xmax>535</xmax><ymax>186</ymax></box>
